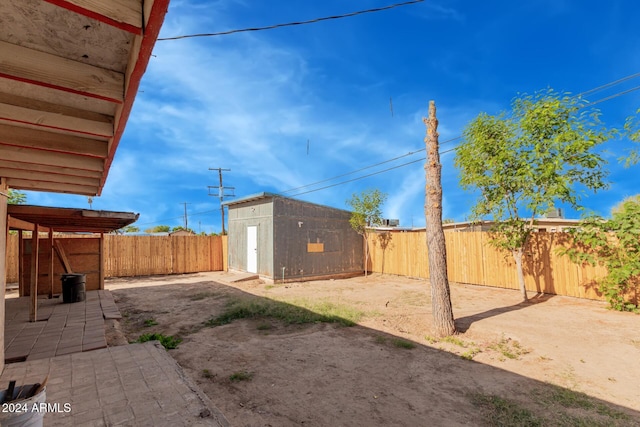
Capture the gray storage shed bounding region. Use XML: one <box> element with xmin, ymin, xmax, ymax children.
<box><xmin>224</xmin><ymin>193</ymin><xmax>363</xmax><ymax>281</ymax></box>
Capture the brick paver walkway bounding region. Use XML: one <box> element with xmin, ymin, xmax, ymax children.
<box><xmin>0</xmin><ymin>342</ymin><xmax>229</xmax><ymax>426</ymax></box>
<box><xmin>4</xmin><ymin>291</ymin><xmax>117</xmax><ymax>362</ymax></box>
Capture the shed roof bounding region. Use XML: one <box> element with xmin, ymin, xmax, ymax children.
<box><xmin>0</xmin><ymin>0</ymin><xmax>169</xmax><ymax>196</ymax></box>
<box><xmin>7</xmin><ymin>204</ymin><xmax>138</xmax><ymax>233</ymax></box>
<box><xmin>223</xmin><ymin>192</ymin><xmax>280</xmax><ymax>206</ymax></box>
<box><xmin>224</xmin><ymin>192</ymin><xmax>353</xmax><ymax>215</ymax></box>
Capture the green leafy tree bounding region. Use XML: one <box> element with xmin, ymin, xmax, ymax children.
<box><xmin>118</xmin><ymin>225</ymin><xmax>140</xmax><ymax>234</ymax></box>
<box><xmin>8</xmin><ymin>189</ymin><xmax>27</xmax><ymax>205</ymax></box>
<box><xmin>455</xmin><ymin>89</ymin><xmax>612</xmax><ymax>301</ymax></box>
<box><xmin>144</xmin><ymin>225</ymin><xmax>171</xmax><ymax>234</ymax></box>
<box><xmin>622</xmin><ymin>108</ymin><xmax>640</xmax><ymax>166</ymax></box>
<box><xmin>346</xmin><ymin>189</ymin><xmax>387</xmax><ymax>276</ymax></box>
<box><xmin>171</xmin><ymin>226</ymin><xmax>195</xmax><ymax>234</ymax></box>
<box><xmin>561</xmin><ymin>196</ymin><xmax>640</xmax><ymax>312</ymax></box>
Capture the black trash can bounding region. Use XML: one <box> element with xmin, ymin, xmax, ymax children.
<box><xmin>61</xmin><ymin>273</ymin><xmax>86</xmax><ymax>303</ymax></box>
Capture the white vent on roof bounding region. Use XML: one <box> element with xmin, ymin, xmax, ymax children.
<box><xmin>544</xmin><ymin>208</ymin><xmax>563</xmax><ymax>219</ymax></box>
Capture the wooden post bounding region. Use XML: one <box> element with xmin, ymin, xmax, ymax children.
<box><xmin>30</xmin><ymin>224</ymin><xmax>40</xmax><ymax>322</ymax></box>
<box><xmin>0</xmin><ymin>178</ymin><xmax>8</xmax><ymax>371</ymax></box>
<box><xmin>18</xmin><ymin>230</ymin><xmax>24</xmax><ymax>296</ymax></box>
<box><xmin>99</xmin><ymin>232</ymin><xmax>105</xmax><ymax>290</ymax></box>
<box><xmin>423</xmin><ymin>101</ymin><xmax>456</xmax><ymax>337</ymax></box>
<box><xmin>48</xmin><ymin>228</ymin><xmax>54</xmax><ymax>298</ymax></box>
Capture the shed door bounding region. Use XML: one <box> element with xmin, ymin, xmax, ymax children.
<box><xmin>247</xmin><ymin>226</ymin><xmax>258</xmax><ymax>273</ymax></box>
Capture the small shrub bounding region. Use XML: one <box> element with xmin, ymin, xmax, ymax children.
<box><xmin>204</xmin><ymin>297</ymin><xmax>365</xmax><ymax>328</ymax></box>
<box><xmin>560</xmin><ymin>197</ymin><xmax>640</xmax><ymax>312</ymax></box>
<box><xmin>442</xmin><ymin>336</ymin><xmax>469</xmax><ymax>348</ymax></box>
<box><xmin>190</xmin><ymin>292</ymin><xmax>216</xmax><ymax>301</ymax></box>
<box><xmin>137</xmin><ymin>333</ymin><xmax>182</xmax><ymax>349</ymax></box>
<box><xmin>470</xmin><ymin>393</ymin><xmax>542</xmax><ymax>426</ymax></box>
<box><xmin>424</xmin><ymin>335</ymin><xmax>438</xmax><ymax>344</ymax></box>
<box><xmin>143</xmin><ymin>318</ymin><xmax>158</xmax><ymax>327</ymax></box>
<box><xmin>392</xmin><ymin>338</ymin><xmax>416</xmax><ymax>349</ymax></box>
<box><xmin>534</xmin><ymin>385</ymin><xmax>630</xmax><ymax>421</ymax></box>
<box><xmin>374</xmin><ymin>335</ymin><xmax>387</xmax><ymax>345</ymax></box>
<box><xmin>229</xmin><ymin>371</ymin><xmax>253</xmax><ymax>382</ymax></box>
<box><xmin>489</xmin><ymin>336</ymin><xmax>529</xmax><ymax>360</ymax></box>
<box><xmin>202</xmin><ymin>369</ymin><xmax>213</xmax><ymax>379</ymax></box>
<box><xmin>461</xmin><ymin>348</ymin><xmax>481</xmax><ymax>360</ymax></box>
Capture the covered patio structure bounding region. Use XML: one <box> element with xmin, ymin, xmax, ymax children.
<box><xmin>5</xmin><ymin>204</ymin><xmax>137</xmax><ymax>365</ymax></box>
<box><xmin>0</xmin><ymin>0</ymin><xmax>169</xmax><ymax>373</ymax></box>
<box><xmin>0</xmin><ymin>0</ymin><xmax>229</xmax><ymax>424</ymax></box>
<box><xmin>7</xmin><ymin>204</ymin><xmax>138</xmax><ymax>322</ymax></box>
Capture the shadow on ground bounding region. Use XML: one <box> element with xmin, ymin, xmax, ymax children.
<box><xmin>455</xmin><ymin>293</ymin><xmax>554</xmax><ymax>333</ymax></box>
<box><xmin>108</xmin><ymin>276</ymin><xmax>639</xmax><ymax>427</ymax></box>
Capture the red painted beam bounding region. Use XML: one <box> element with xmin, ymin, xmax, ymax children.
<box><xmin>99</xmin><ymin>0</ymin><xmax>171</xmax><ymax>195</ymax></box>
<box><xmin>0</xmin><ymin>117</ymin><xmax>111</xmax><ymax>139</ymax></box>
<box><xmin>0</xmin><ymin>72</ymin><xmax>122</xmax><ymax>104</ymax></box>
<box><xmin>0</xmin><ymin>163</ymin><xmax>100</xmax><ymax>179</ymax></box>
<box><xmin>43</xmin><ymin>0</ymin><xmax>143</xmax><ymax>35</ymax></box>
<box><xmin>0</xmin><ymin>141</ymin><xmax>105</xmax><ymax>158</ymax></box>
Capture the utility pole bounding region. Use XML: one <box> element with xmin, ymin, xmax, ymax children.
<box><xmin>208</xmin><ymin>168</ymin><xmax>235</xmax><ymax>234</ymax></box>
<box><xmin>179</xmin><ymin>202</ymin><xmax>191</xmax><ymax>230</ymax></box>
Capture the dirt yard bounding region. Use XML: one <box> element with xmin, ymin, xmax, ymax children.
<box><xmin>106</xmin><ymin>272</ymin><xmax>640</xmax><ymax>426</ymax></box>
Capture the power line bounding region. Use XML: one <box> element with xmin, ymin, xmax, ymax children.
<box><xmin>136</xmin><ymin>209</ymin><xmax>220</xmax><ymax>228</ymax></box>
<box><xmin>584</xmin><ymin>84</ymin><xmax>640</xmax><ymax>107</ymax></box>
<box><xmin>284</xmin><ymin>77</ymin><xmax>640</xmax><ymax>198</ymax></box>
<box><xmin>158</xmin><ymin>0</ymin><xmax>424</xmax><ymax>41</ymax></box>
<box><xmin>576</xmin><ymin>72</ymin><xmax>640</xmax><ymax>98</ymax></box>
<box><xmin>288</xmin><ymin>158</ymin><xmax>425</xmax><ymax>197</ymax></box>
<box><xmin>287</xmin><ymin>145</ymin><xmax>460</xmax><ymax>198</ymax></box>
<box><xmin>137</xmin><ymin>73</ymin><xmax>640</xmax><ymax>226</ymax></box>
<box><xmin>281</xmin><ymin>137</ymin><xmax>461</xmax><ymax>194</ymax></box>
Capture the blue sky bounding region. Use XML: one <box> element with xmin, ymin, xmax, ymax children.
<box><xmin>26</xmin><ymin>0</ymin><xmax>640</xmax><ymax>233</ymax></box>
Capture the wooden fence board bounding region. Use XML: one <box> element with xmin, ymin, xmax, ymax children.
<box><xmin>4</xmin><ymin>231</ymin><xmax>621</xmax><ymax>303</ymax></box>
<box><xmin>368</xmin><ymin>230</ymin><xmax>614</xmax><ymax>302</ymax></box>
<box><xmin>6</xmin><ymin>234</ymin><xmax>226</xmax><ymax>281</ymax></box>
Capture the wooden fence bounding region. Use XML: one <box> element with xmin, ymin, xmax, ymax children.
<box><xmin>368</xmin><ymin>230</ymin><xmax>610</xmax><ymax>301</ymax></box>
<box><xmin>5</xmin><ymin>230</ymin><xmax>618</xmax><ymax>303</ymax></box>
<box><xmin>5</xmin><ymin>234</ymin><xmax>228</xmax><ymax>282</ymax></box>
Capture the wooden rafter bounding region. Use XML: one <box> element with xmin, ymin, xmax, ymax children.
<box><xmin>0</xmin><ymin>102</ymin><xmax>113</xmax><ymax>138</ymax></box>
<box><xmin>0</xmin><ymin>0</ymin><xmax>169</xmax><ymax>196</ymax></box>
<box><xmin>0</xmin><ymin>160</ymin><xmax>103</xmax><ymax>180</ymax></box>
<box><xmin>103</xmin><ymin>0</ymin><xmax>171</xmax><ymax>191</ymax></box>
<box><xmin>43</xmin><ymin>0</ymin><xmax>144</xmax><ymax>35</ymax></box>
<box><xmin>0</xmin><ymin>169</ymin><xmax>100</xmax><ymax>188</ymax></box>
<box><xmin>7</xmin><ymin>216</ymin><xmax>51</xmax><ymax>233</ymax></box>
<box><xmin>0</xmin><ymin>145</ymin><xmax>104</xmax><ymax>172</ymax></box>
<box><xmin>0</xmin><ymin>124</ymin><xmax>108</xmax><ymax>157</ymax></box>
<box><xmin>6</xmin><ymin>179</ymin><xmax>99</xmax><ymax>196</ymax></box>
<box><xmin>0</xmin><ymin>41</ymin><xmax>124</xmax><ymax>104</ymax></box>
